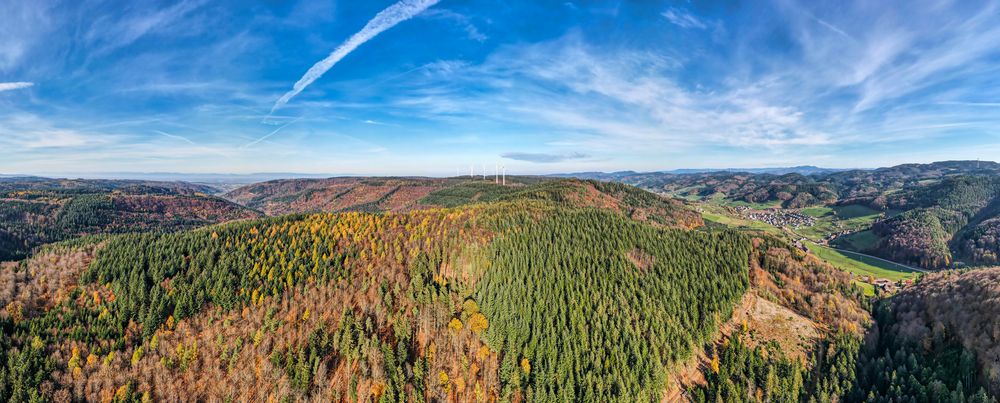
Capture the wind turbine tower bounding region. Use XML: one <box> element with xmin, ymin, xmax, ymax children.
<box><xmin>502</xmin><ymin>166</ymin><xmax>506</xmax><ymax>186</ymax></box>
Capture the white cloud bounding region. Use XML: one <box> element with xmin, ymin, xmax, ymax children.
<box><xmin>661</xmin><ymin>8</ymin><xmax>707</xmax><ymax>30</ymax></box>
<box><xmin>0</xmin><ymin>113</ymin><xmax>106</xmax><ymax>149</ymax></box>
<box><xmin>0</xmin><ymin>82</ymin><xmax>33</xmax><ymax>91</ymax></box>
<box><xmin>387</xmin><ymin>35</ymin><xmax>828</xmax><ymax>151</ymax></box>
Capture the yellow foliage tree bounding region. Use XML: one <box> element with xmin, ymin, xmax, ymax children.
<box><xmin>448</xmin><ymin>318</ymin><xmax>463</xmax><ymax>334</ymax></box>
<box><xmin>438</xmin><ymin>371</ymin><xmax>451</xmax><ymax>392</ymax></box>
<box><xmin>468</xmin><ymin>313</ymin><xmax>489</xmax><ymax>335</ymax></box>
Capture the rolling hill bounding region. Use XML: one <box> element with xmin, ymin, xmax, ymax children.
<box><xmin>225</xmin><ymin>177</ymin><xmax>704</xmax><ymax>229</ymax></box>
<box><xmin>562</xmin><ymin>161</ymin><xmax>1000</xmax><ymax>270</ymax></box>
<box><xmin>851</xmin><ymin>176</ymin><xmax>1000</xmax><ymax>269</ymax></box>
<box><xmin>0</xmin><ymin>179</ymin><xmax>876</xmax><ymax>402</ymax></box>
<box><xmin>0</xmin><ymin>178</ymin><xmax>261</xmax><ymax>261</ymax></box>
<box><xmin>850</xmin><ymin>268</ymin><xmax>1000</xmax><ymax>400</ymax></box>
<box><xmin>1</xmin><ymin>175</ymin><xmax>997</xmax><ymax>402</ymax></box>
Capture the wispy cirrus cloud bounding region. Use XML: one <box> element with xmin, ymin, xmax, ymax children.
<box><xmin>0</xmin><ymin>2</ymin><xmax>55</xmax><ymax>72</ymax></box>
<box><xmin>422</xmin><ymin>9</ymin><xmax>487</xmax><ymax>42</ymax></box>
<box><xmin>0</xmin><ymin>82</ymin><xmax>33</xmax><ymax>92</ymax></box>
<box><xmin>0</xmin><ymin>113</ymin><xmax>109</xmax><ymax>149</ymax></box>
<box><xmin>270</xmin><ymin>0</ymin><xmax>440</xmax><ymax>114</ymax></box>
<box><xmin>84</xmin><ymin>0</ymin><xmax>207</xmax><ymax>56</ymax></box>
<box><xmin>661</xmin><ymin>8</ymin><xmax>707</xmax><ymax>29</ymax></box>
<box><xmin>384</xmin><ymin>34</ymin><xmax>828</xmax><ymax>151</ymax></box>
<box><xmin>4</xmin><ymin>0</ymin><xmax>1000</xmax><ymax>174</ymax></box>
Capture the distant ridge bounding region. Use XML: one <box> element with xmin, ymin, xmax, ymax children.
<box><xmin>556</xmin><ymin>161</ymin><xmax>1000</xmax><ymax>181</ymax></box>
<box><xmin>16</xmin><ymin>172</ymin><xmax>345</xmax><ymax>184</ymax></box>
<box><xmin>553</xmin><ymin>165</ymin><xmax>851</xmax><ymax>180</ymax></box>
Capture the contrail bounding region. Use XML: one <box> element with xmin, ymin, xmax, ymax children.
<box><xmin>154</xmin><ymin>130</ymin><xmax>197</xmax><ymax>145</ymax></box>
<box><xmin>0</xmin><ymin>82</ymin><xmax>34</xmax><ymax>92</ymax></box>
<box><xmin>269</xmin><ymin>0</ymin><xmax>440</xmax><ymax>114</ymax></box>
<box><xmin>243</xmin><ymin>117</ymin><xmax>304</xmax><ymax>148</ymax></box>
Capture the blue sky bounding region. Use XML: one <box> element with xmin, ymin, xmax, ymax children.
<box><xmin>2</xmin><ymin>0</ymin><xmax>1000</xmax><ymax>176</ymax></box>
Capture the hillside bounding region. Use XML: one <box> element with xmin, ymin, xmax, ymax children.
<box><xmin>226</xmin><ymin>177</ymin><xmax>704</xmax><ymax>229</ymax></box>
<box><xmin>0</xmin><ymin>178</ymin><xmax>261</xmax><ymax>261</ymax></box>
<box><xmin>562</xmin><ymin>161</ymin><xmax>1000</xmax><ymax>270</ymax></box>
<box><xmin>849</xmin><ymin>268</ymin><xmax>1000</xmax><ymax>400</ymax></box>
<box><xmin>855</xmin><ymin>176</ymin><xmax>1000</xmax><ymax>269</ymax></box>
<box><xmin>4</xmin><ymin>176</ymin><xmax>999</xmax><ymax>402</ymax></box>
<box><xmin>577</xmin><ymin>160</ymin><xmax>1000</xmax><ymax>209</ymax></box>
<box><xmin>0</xmin><ymin>176</ymin><xmax>879</xmax><ymax>402</ymax></box>
<box><xmin>0</xmin><ymin>198</ymin><xmax>742</xmax><ymax>401</ymax></box>
<box><xmin>224</xmin><ymin>177</ymin><xmax>454</xmax><ymax>216</ymax></box>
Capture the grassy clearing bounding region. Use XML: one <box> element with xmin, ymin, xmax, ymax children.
<box><xmin>800</xmin><ymin>206</ymin><xmax>833</xmax><ymax>217</ymax></box>
<box><xmin>804</xmin><ymin>242</ymin><xmax>919</xmax><ymax>281</ymax></box>
<box><xmin>699</xmin><ymin>205</ymin><xmax>784</xmax><ymax>236</ymax></box>
<box><xmin>833</xmin><ymin>204</ymin><xmax>880</xmax><ymax>219</ymax></box>
<box><xmin>721</xmin><ymin>199</ymin><xmax>784</xmax><ymax>209</ymax></box>
<box><xmin>854</xmin><ymin>280</ymin><xmax>876</xmax><ymax>297</ymax></box>
<box><xmin>833</xmin><ymin>230</ymin><xmax>880</xmax><ymax>251</ymax></box>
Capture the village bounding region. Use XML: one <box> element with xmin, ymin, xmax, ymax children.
<box><xmin>732</xmin><ymin>205</ymin><xmax>817</xmax><ymax>229</ymax></box>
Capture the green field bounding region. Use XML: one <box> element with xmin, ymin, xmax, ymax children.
<box><xmin>804</xmin><ymin>242</ymin><xmax>920</xmax><ymax>281</ymax></box>
<box><xmin>854</xmin><ymin>280</ymin><xmax>876</xmax><ymax>297</ymax></box>
<box><xmin>800</xmin><ymin>206</ymin><xmax>833</xmax><ymax>217</ymax></box>
<box><xmin>795</xmin><ymin>204</ymin><xmax>883</xmax><ymax>241</ymax></box>
<box><xmin>833</xmin><ymin>229</ymin><xmax>880</xmax><ymax>251</ymax></box>
<box><xmin>833</xmin><ymin>204</ymin><xmax>880</xmax><ymax>219</ymax></box>
<box><xmin>720</xmin><ymin>199</ymin><xmax>784</xmax><ymax>209</ymax></box>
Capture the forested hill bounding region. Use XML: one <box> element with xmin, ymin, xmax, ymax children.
<box><xmin>864</xmin><ymin>176</ymin><xmax>1000</xmax><ymax>269</ymax></box>
<box><xmin>224</xmin><ymin>177</ymin><xmax>455</xmax><ymax>215</ymax></box>
<box><xmin>0</xmin><ymin>198</ymin><xmax>745</xmax><ymax>401</ymax></box>
<box><xmin>225</xmin><ymin>177</ymin><xmax>703</xmax><ymax>228</ymax></box>
<box><xmin>565</xmin><ymin>160</ymin><xmax>1000</xmax><ymax>209</ymax></box>
<box><xmin>850</xmin><ymin>268</ymin><xmax>1000</xmax><ymax>400</ymax></box>
<box><xmin>3</xmin><ymin>175</ymin><xmax>997</xmax><ymax>402</ymax></box>
<box><xmin>0</xmin><ymin>177</ymin><xmax>219</xmax><ymax>196</ymax></box>
<box><xmin>0</xmin><ymin>178</ymin><xmax>260</xmax><ymax>261</ymax></box>
<box><xmin>557</xmin><ymin>161</ymin><xmax>1000</xmax><ymax>270</ymax></box>
<box><xmin>0</xmin><ymin>179</ymin><xmax>875</xmax><ymax>402</ymax></box>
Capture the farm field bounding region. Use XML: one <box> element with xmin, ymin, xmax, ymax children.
<box><xmin>795</xmin><ymin>204</ymin><xmax>883</xmax><ymax>241</ymax></box>
<box><xmin>804</xmin><ymin>242</ymin><xmax>921</xmax><ymax>281</ymax></box>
